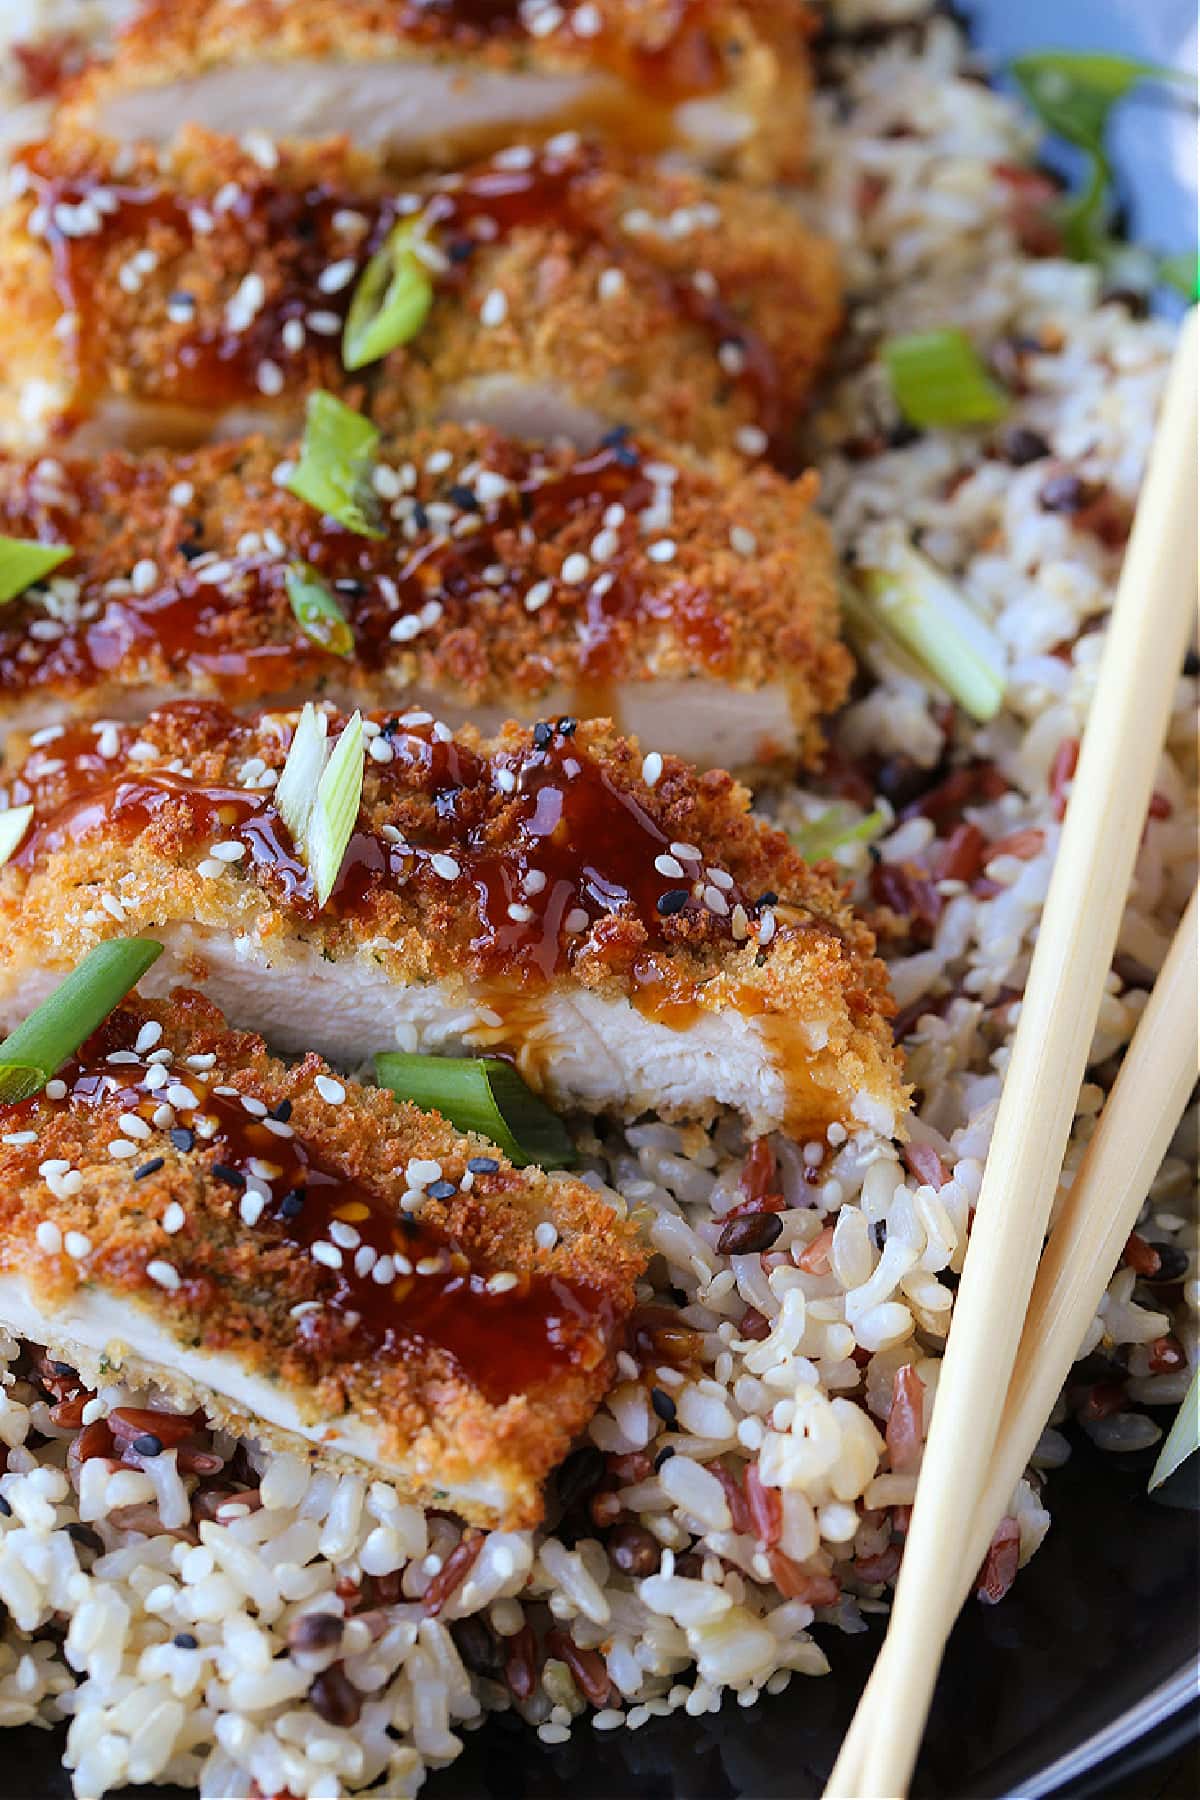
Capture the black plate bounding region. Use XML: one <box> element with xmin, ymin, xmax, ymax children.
<box><xmin>6</xmin><ymin>1</ymin><xmax>1198</xmax><ymax>1794</ymax></box>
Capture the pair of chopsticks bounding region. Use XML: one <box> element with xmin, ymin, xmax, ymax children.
<box><xmin>826</xmin><ymin>308</ymin><xmax>1199</xmax><ymax>1800</ymax></box>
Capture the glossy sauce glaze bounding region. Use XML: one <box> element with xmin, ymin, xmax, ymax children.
<box><xmin>15</xmin><ymin>1011</ymin><xmax>608</xmax><ymax>1404</ymax></box>
<box><xmin>0</xmin><ymin>439</ymin><xmax>734</xmax><ymax>706</ymax></box>
<box><xmin>7</xmin><ymin>707</ymin><xmax>765</xmax><ymax>977</ymax></box>
<box><xmin>19</xmin><ymin>135</ymin><xmax>780</xmax><ymax>439</ymax></box>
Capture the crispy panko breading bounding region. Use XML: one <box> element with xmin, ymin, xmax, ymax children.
<box><xmin>0</xmin><ymin>988</ymin><xmax>644</xmax><ymax>1528</ymax></box>
<box><xmin>64</xmin><ymin>0</ymin><xmax>818</xmax><ymax>182</ymax></box>
<box><xmin>0</xmin><ymin>425</ymin><xmax>850</xmax><ymax>770</ymax></box>
<box><xmin>0</xmin><ymin>704</ymin><xmax>905</xmax><ymax>1138</ymax></box>
<box><xmin>0</xmin><ymin>128</ymin><xmax>842</xmax><ymax>457</ymax></box>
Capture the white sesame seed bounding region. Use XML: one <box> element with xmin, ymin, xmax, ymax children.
<box><xmin>372</xmin><ymin>1255</ymin><xmax>395</xmax><ymax>1285</ymax></box>
<box><xmin>263</xmin><ymin>1118</ymin><xmax>294</xmax><ymax>1139</ymax></box>
<box><xmin>642</xmin><ymin>752</ymin><xmax>663</xmax><ymax>787</ymax></box>
<box><xmin>35</xmin><ymin>1222</ymin><xmax>62</xmax><ymax>1253</ymax></box>
<box><xmin>496</xmin><ymin>767</ymin><xmax>517</xmax><ymax>793</ymax></box>
<box><xmin>598</xmin><ymin>266</ymin><xmax>626</xmax><ymax>301</ymax></box>
<box><xmin>64</xmin><ymin>1232</ymin><xmax>92</xmax><ymax>1260</ymax></box>
<box><xmin>209</xmin><ymin>840</ymin><xmax>245</xmax><ymax>863</ymax></box>
<box><xmin>354</xmin><ymin>1244</ymin><xmax>377</xmax><ymax>1277</ymax></box>
<box><xmin>329</xmin><ymin>1220</ymin><xmax>360</xmax><ymax>1250</ymax></box>
<box><xmin>487</xmin><ymin>1271</ymin><xmax>519</xmax><ymax>1294</ymax></box>
<box><xmin>305</xmin><ymin>310</ymin><xmax>342</xmax><ymax>335</ymax></box>
<box><xmin>706</xmin><ymin>868</ymin><xmax>734</xmax><ymax>890</ymax></box>
<box><xmin>151</xmin><ymin>1104</ymin><xmax>175</xmax><ymax>1129</ymax></box>
<box><xmin>564</xmin><ymin>908</ymin><xmax>590</xmax><ymax>934</ymax></box>
<box><xmin>655</xmin><ymin>854</ymin><xmax>685</xmax><ymax>879</ymax></box>
<box><xmin>734</xmin><ymin>425</ymin><xmax>768</xmax><ymax>457</ymax></box>
<box><xmin>534</xmin><ymin>1221</ymin><xmax>559</xmax><ymax>1250</ymax></box>
<box><xmin>406</xmin><ymin>1158</ymin><xmax>443</xmax><ymax>1189</ymax></box>
<box><xmin>522</xmin><ymin>869</ymin><xmax>547</xmax><ymax>896</ymax></box>
<box><xmin>507</xmin><ymin>902</ymin><xmax>534</xmax><ymax>923</ymax></box>
<box><xmin>524</xmin><ymin>579</ymin><xmax>553</xmax><ymax>613</ymax></box>
<box><xmin>146</xmin><ymin>1258</ymin><xmax>181</xmax><ymax>1291</ymax></box>
<box><xmin>480</xmin><ymin>288</ymin><xmax>508</xmax><ymax>327</ymax></box>
<box><xmin>318</xmin><ymin>258</ymin><xmax>358</xmax><ymax>294</ymax></box>
<box><xmin>647</xmin><ymin>539</ymin><xmax>676</xmax><ymax>563</ymax></box>
<box><xmin>718</xmin><ymin>341</ymin><xmax>747</xmax><ymax>376</ymax></box>
<box><xmin>3</xmin><ymin>1130</ymin><xmax>37</xmax><ymax>1144</ymax></box>
<box><xmin>257</xmin><ymin>359</ymin><xmax>284</xmax><ymax>397</ymax></box>
<box><xmin>131</xmin><ymin>558</ymin><xmax>159</xmax><ymax>595</ymax></box>
<box><xmin>224</xmin><ymin>272</ymin><xmax>266</xmax><ymax>334</ymax></box>
<box><xmin>475</xmin><ymin>470</ymin><xmax>509</xmax><ymax>504</ymax></box>
<box><xmin>589</xmin><ymin>527</ymin><xmax>619</xmax><ymax>561</ymax></box>
<box><xmin>100</xmin><ymin>893</ymin><xmax>127</xmax><ymax>922</ymax></box>
<box><xmin>107</xmin><ymin>1139</ymin><xmax>138</xmax><ymax>1159</ymax></box>
<box><xmin>168</xmin><ymin>481</ymin><xmax>195</xmax><ymax>508</ymax></box>
<box><xmin>39</xmin><ymin>1158</ymin><xmax>70</xmax><ymax>1178</ymax></box>
<box><xmin>165</xmin><ymin>1085</ymin><xmax>199</xmax><ymax>1111</ymax></box>
<box><xmin>134</xmin><ymin>1021</ymin><xmax>163</xmax><ymax>1054</ymax></box>
<box><xmin>758</xmin><ymin>909</ymin><xmax>777</xmax><ymax>945</ymax></box>
<box><xmin>240</xmin><ymin>1188</ymin><xmax>267</xmax><ymax>1227</ymax></box>
<box><xmin>162</xmin><ymin>1202</ymin><xmax>186</xmax><ymax>1234</ymax></box>
<box><xmin>703</xmin><ymin>886</ymin><xmax>730</xmax><ymax>916</ymax></box>
<box><xmin>312</xmin><ymin>1241</ymin><xmax>343</xmax><ymax>1270</ymax></box>
<box><xmin>196</xmin><ymin>858</ymin><xmax>225</xmax><ymax>880</ymax></box>
<box><xmin>430</xmin><ymin>853</ymin><xmax>461</xmax><ymax>880</ymax></box>
<box><xmin>729</xmin><ymin>525</ymin><xmax>757</xmax><ymax>556</ymax></box>
<box><xmin>315</xmin><ymin>1075</ymin><xmax>346</xmax><ymax>1105</ymax></box>
<box><xmin>415</xmin><ymin>1256</ymin><xmax>443</xmax><ymax>1277</ymax></box>
<box><xmin>561</xmin><ymin>552</ymin><xmax>589</xmax><ymax>584</ymax></box>
<box><xmin>118</xmin><ymin>1113</ymin><xmax>152</xmax><ymax>1140</ymax></box>
<box><xmin>670</xmin><ymin>842</ymin><xmax>701</xmax><ymax>862</ymax></box>
<box><xmin>144</xmin><ymin>1065</ymin><xmax>169</xmax><ymax>1092</ymax></box>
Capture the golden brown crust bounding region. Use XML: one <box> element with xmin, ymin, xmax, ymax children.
<box><xmin>65</xmin><ymin>0</ymin><xmax>817</xmax><ymax>180</ymax></box>
<box><xmin>0</xmin><ymin>129</ymin><xmax>842</xmax><ymax>458</ymax></box>
<box><xmin>0</xmin><ymin>703</ymin><xmax>905</xmax><ymax>1134</ymax></box>
<box><xmin>0</xmin><ymin>988</ymin><xmax>644</xmax><ymax>1527</ymax></box>
<box><xmin>0</xmin><ymin>426</ymin><xmax>850</xmax><ymax>762</ymax></box>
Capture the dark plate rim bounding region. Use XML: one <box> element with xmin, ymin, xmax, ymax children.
<box><xmin>1021</xmin><ymin>1664</ymin><xmax>1198</xmax><ymax>1797</ymax></box>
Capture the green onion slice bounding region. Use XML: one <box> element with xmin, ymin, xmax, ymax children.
<box><xmin>285</xmin><ymin>563</ymin><xmax>355</xmax><ymax>658</ymax></box>
<box><xmin>1149</xmin><ymin>1365</ymin><xmax>1199</xmax><ymax>1493</ymax></box>
<box><xmin>276</xmin><ymin>701</ymin><xmax>329</xmax><ymax>851</ymax></box>
<box><xmin>285</xmin><ymin>391</ymin><xmax>385</xmax><ymax>539</ymax></box>
<box><xmin>309</xmin><ymin>710</ymin><xmax>365</xmax><ymax>908</ymax></box>
<box><xmin>375</xmin><ymin>1052</ymin><xmax>577</xmax><ymax>1170</ymax></box>
<box><xmin>846</xmin><ymin>546</ymin><xmax>1006</xmax><ymax>724</ymax></box>
<box><xmin>791</xmin><ymin>807</ymin><xmax>885</xmax><ymax>864</ymax></box>
<box><xmin>343</xmin><ymin>220</ymin><xmax>435</xmax><ymax>372</ymax></box>
<box><xmin>0</xmin><ymin>535</ymin><xmax>72</xmax><ymax>606</ymax></box>
<box><xmin>0</xmin><ymin>804</ymin><xmax>33</xmax><ymax>870</ymax></box>
<box><xmin>0</xmin><ymin>937</ymin><xmax>163</xmax><ymax>1103</ymax></box>
<box><xmin>882</xmin><ymin>330</ymin><xmax>1009</xmax><ymax>429</ymax></box>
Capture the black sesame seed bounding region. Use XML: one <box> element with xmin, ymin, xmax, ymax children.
<box><xmin>555</xmin><ymin>717</ymin><xmax>577</xmax><ymax>737</ymax></box>
<box><xmin>411</xmin><ymin>501</ymin><xmax>430</xmax><ymax>532</ymax></box>
<box><xmin>1184</xmin><ymin>649</ymin><xmax>1200</xmax><ymax>678</ymax></box>
<box><xmin>656</xmin><ymin>888</ymin><xmax>688</xmax><ymax>916</ymax></box>
<box><xmin>172</xmin><ymin>1632</ymin><xmax>199</xmax><ymax>1650</ymax></box>
<box><xmin>650</xmin><ymin>1387</ymin><xmax>678</xmax><ymax>1425</ymax></box>
<box><xmin>886</xmin><ymin>420</ymin><xmax>923</xmax><ymax>450</ymax></box>
<box><xmin>169</xmin><ymin>1127</ymin><xmax>195</xmax><ymax>1152</ymax></box>
<box><xmin>447</xmin><ymin>238</ymin><xmax>475</xmax><ymax>264</ymax></box>
<box><xmin>468</xmin><ymin>1156</ymin><xmax>499</xmax><ymax>1174</ymax></box>
<box><xmin>397</xmin><ymin>1213</ymin><xmax>420</xmax><ymax>1236</ymax></box>
<box><xmin>872</xmin><ymin>1220</ymin><xmax>888</xmax><ymax>1251</ymax></box>
<box><xmin>279</xmin><ymin>1188</ymin><xmax>306</xmax><ymax>1219</ymax></box>
<box><xmin>532</xmin><ymin>721</ymin><xmax>553</xmax><ymax>750</ymax></box>
<box><xmin>179</xmin><ymin>540</ymin><xmax>205</xmax><ymax>563</ymax></box>
<box><xmin>555</xmin><ymin>1443</ymin><xmax>605</xmax><ymax>1512</ymax></box>
<box><xmin>167</xmin><ymin>290</ymin><xmax>195</xmax><ymax>311</ymax></box>
<box><xmin>270</xmin><ymin>1099</ymin><xmax>293</xmax><ymax>1122</ymax></box>
<box><xmin>426</xmin><ymin>1179</ymin><xmax>457</xmax><ymax>1200</ymax></box>
<box><xmin>653</xmin><ymin>1446</ymin><xmax>675</xmax><ymax>1471</ymax></box>
<box><xmin>755</xmin><ymin>891</ymin><xmax>779</xmax><ymax>909</ymax></box>
<box><xmin>448</xmin><ymin>483</ymin><xmax>480</xmax><ymax>512</ymax></box>
<box><xmin>600</xmin><ymin>424</ymin><xmax>632</xmax><ymax>447</ymax></box>
<box><xmin>998</xmin><ymin>424</ymin><xmax>1051</xmax><ymax>467</ymax></box>
<box><xmin>614</xmin><ymin>445</ymin><xmax>639</xmax><ymax>467</ymax></box>
<box><xmin>50</xmin><ymin>1360</ymin><xmax>75</xmax><ymax>1377</ymax></box>
<box><xmin>0</xmin><ymin>1494</ymin><xmax>11</xmax><ymax>1517</ymax></box>
<box><xmin>131</xmin><ymin>1433</ymin><xmax>164</xmax><ymax>1457</ymax></box>
<box><xmin>212</xmin><ymin>1164</ymin><xmax>246</xmax><ymax>1190</ymax></box>
<box><xmin>1038</xmin><ymin>472</ymin><xmax>1088</xmax><ymax>513</ymax></box>
<box><xmin>133</xmin><ymin>1157</ymin><xmax>165</xmax><ymax>1181</ymax></box>
<box><xmin>67</xmin><ymin>1522</ymin><xmax>103</xmax><ymax>1552</ymax></box>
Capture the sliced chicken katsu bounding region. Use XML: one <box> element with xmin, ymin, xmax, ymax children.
<box><xmin>0</xmin><ymin>705</ymin><xmax>904</xmax><ymax>1139</ymax></box>
<box><xmin>0</xmin><ymin>427</ymin><xmax>850</xmax><ymax>771</ymax></box>
<box><xmin>0</xmin><ymin>988</ymin><xmax>643</xmax><ymax>1528</ymax></box>
<box><xmin>0</xmin><ymin>128</ymin><xmax>842</xmax><ymax>457</ymax></box>
<box><xmin>62</xmin><ymin>0</ymin><xmax>817</xmax><ymax>181</ymax></box>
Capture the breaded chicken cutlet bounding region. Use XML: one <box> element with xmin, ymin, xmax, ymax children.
<box><xmin>61</xmin><ymin>0</ymin><xmax>818</xmax><ymax>182</ymax></box>
<box><xmin>0</xmin><ymin>705</ymin><xmax>903</xmax><ymax>1138</ymax></box>
<box><xmin>0</xmin><ymin>129</ymin><xmax>842</xmax><ymax>457</ymax></box>
<box><xmin>0</xmin><ymin>988</ymin><xmax>643</xmax><ymax>1528</ymax></box>
<box><xmin>0</xmin><ymin>426</ymin><xmax>851</xmax><ymax>771</ymax></box>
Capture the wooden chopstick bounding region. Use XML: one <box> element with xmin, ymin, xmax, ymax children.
<box><xmin>824</xmin><ymin>308</ymin><xmax>1198</xmax><ymax>1800</ymax></box>
<box><xmin>826</xmin><ymin>886</ymin><xmax>1198</xmax><ymax>1797</ymax></box>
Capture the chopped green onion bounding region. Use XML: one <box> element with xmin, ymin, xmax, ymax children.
<box><xmin>0</xmin><ymin>535</ymin><xmax>72</xmax><ymax>605</ymax></box>
<box><xmin>882</xmin><ymin>330</ymin><xmax>1009</xmax><ymax>429</ymax></box>
<box><xmin>847</xmin><ymin>546</ymin><xmax>1006</xmax><ymax>724</ymax></box>
<box><xmin>276</xmin><ymin>701</ymin><xmax>329</xmax><ymax>851</ymax></box>
<box><xmin>0</xmin><ymin>805</ymin><xmax>33</xmax><ymax>870</ymax></box>
<box><xmin>285</xmin><ymin>391</ymin><xmax>384</xmax><ymax>539</ymax></box>
<box><xmin>343</xmin><ymin>220</ymin><xmax>435</xmax><ymax>372</ymax></box>
<box><xmin>375</xmin><ymin>1052</ymin><xmax>576</xmax><ymax>1170</ymax></box>
<box><xmin>791</xmin><ymin>807</ymin><xmax>885</xmax><ymax>864</ymax></box>
<box><xmin>309</xmin><ymin>711</ymin><xmax>365</xmax><ymax>908</ymax></box>
<box><xmin>0</xmin><ymin>938</ymin><xmax>163</xmax><ymax>1103</ymax></box>
<box><xmin>1149</xmin><ymin>1365</ymin><xmax>1199</xmax><ymax>1491</ymax></box>
<box><xmin>285</xmin><ymin>563</ymin><xmax>354</xmax><ymax>658</ymax></box>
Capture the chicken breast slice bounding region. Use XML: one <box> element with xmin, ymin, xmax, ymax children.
<box><xmin>0</xmin><ymin>706</ymin><xmax>905</xmax><ymax>1140</ymax></box>
<box><xmin>0</xmin><ymin>425</ymin><xmax>851</xmax><ymax>773</ymax></box>
<box><xmin>0</xmin><ymin>988</ymin><xmax>643</xmax><ymax>1529</ymax></box>
<box><xmin>60</xmin><ymin>0</ymin><xmax>818</xmax><ymax>182</ymax></box>
<box><xmin>0</xmin><ymin>128</ymin><xmax>842</xmax><ymax>458</ymax></box>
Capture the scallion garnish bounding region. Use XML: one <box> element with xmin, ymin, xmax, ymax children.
<box><xmin>343</xmin><ymin>221</ymin><xmax>435</xmax><ymax>372</ymax></box>
<box><xmin>846</xmin><ymin>546</ymin><xmax>1006</xmax><ymax>723</ymax></box>
<box><xmin>1149</xmin><ymin>1365</ymin><xmax>1199</xmax><ymax>1493</ymax></box>
<box><xmin>0</xmin><ymin>535</ymin><xmax>72</xmax><ymax>605</ymax></box>
<box><xmin>375</xmin><ymin>1052</ymin><xmax>577</xmax><ymax>1170</ymax></box>
<box><xmin>0</xmin><ymin>805</ymin><xmax>33</xmax><ymax>870</ymax></box>
<box><xmin>882</xmin><ymin>329</ymin><xmax>1009</xmax><ymax>429</ymax></box>
<box><xmin>0</xmin><ymin>937</ymin><xmax>163</xmax><ymax>1103</ymax></box>
<box><xmin>285</xmin><ymin>563</ymin><xmax>354</xmax><ymax>658</ymax></box>
<box><xmin>275</xmin><ymin>703</ymin><xmax>365</xmax><ymax>907</ymax></box>
<box><xmin>309</xmin><ymin>710</ymin><xmax>365</xmax><ymax>908</ymax></box>
<box><xmin>285</xmin><ymin>391</ymin><xmax>385</xmax><ymax>539</ymax></box>
<box><xmin>1011</xmin><ymin>51</ymin><xmax>1197</xmax><ymax>265</ymax></box>
<box><xmin>791</xmin><ymin>807</ymin><xmax>885</xmax><ymax>864</ymax></box>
